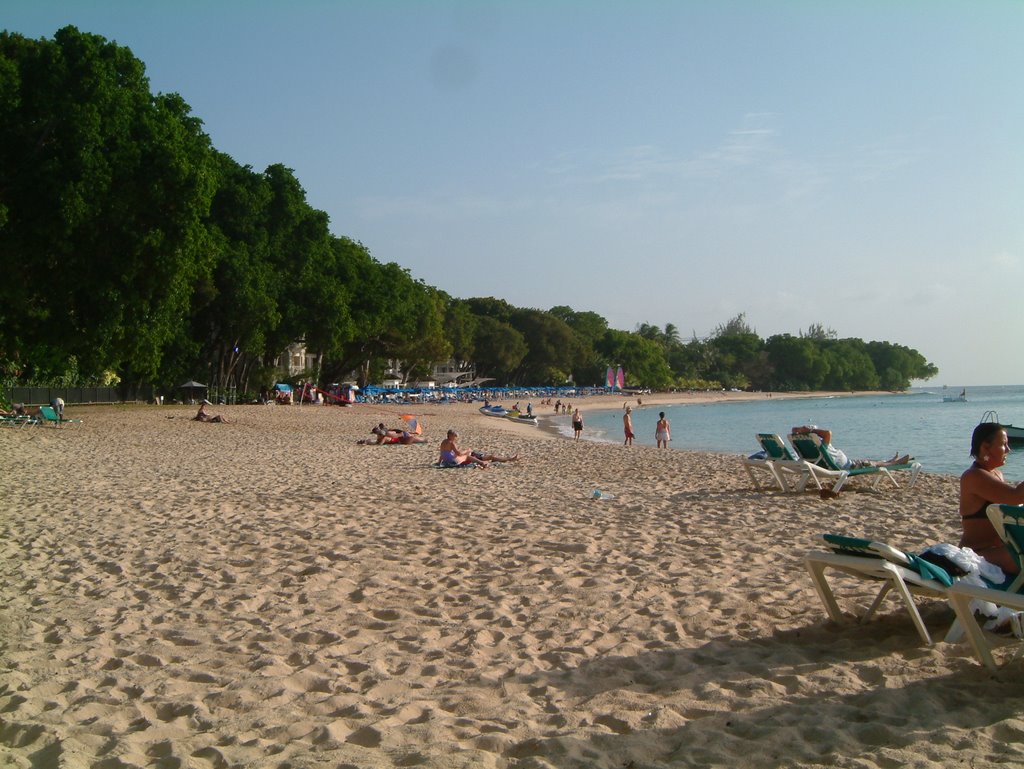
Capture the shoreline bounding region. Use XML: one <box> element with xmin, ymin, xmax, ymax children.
<box><xmin>531</xmin><ymin>388</ymin><xmax>900</xmax><ymax>444</ymax></box>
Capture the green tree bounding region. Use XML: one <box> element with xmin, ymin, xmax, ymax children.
<box><xmin>181</xmin><ymin>153</ymin><xmax>280</xmax><ymax>392</ymax></box>
<box><xmin>473</xmin><ymin>316</ymin><xmax>527</xmax><ymax>381</ymax></box>
<box><xmin>708</xmin><ymin>314</ymin><xmax>763</xmax><ymax>389</ymax></box>
<box><xmin>323</xmin><ymin>251</ymin><xmax>445</xmax><ymax>386</ymax></box>
<box><xmin>820</xmin><ymin>339</ymin><xmax>880</xmax><ymax>390</ymax></box>
<box><xmin>866</xmin><ymin>341</ymin><xmax>938</xmax><ymax>390</ymax></box>
<box><xmin>598</xmin><ymin>330</ymin><xmax>674</xmax><ymax>389</ymax></box>
<box><xmin>509</xmin><ymin>309</ymin><xmax>578</xmax><ymax>385</ymax></box>
<box><xmin>443</xmin><ymin>298</ymin><xmax>479</xmax><ymax>370</ymax></box>
<box><xmin>0</xmin><ymin>27</ymin><xmax>216</xmax><ymax>382</ymax></box>
<box><xmin>764</xmin><ymin>334</ymin><xmax>826</xmax><ymax>390</ymax></box>
<box><xmin>549</xmin><ymin>306</ymin><xmax>609</xmax><ymax>384</ymax></box>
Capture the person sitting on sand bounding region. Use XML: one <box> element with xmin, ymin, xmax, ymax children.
<box><xmin>194</xmin><ymin>403</ymin><xmax>229</xmax><ymax>423</ymax></box>
<box><xmin>959</xmin><ymin>421</ymin><xmax>1024</xmax><ymax>575</ymax></box>
<box><xmin>791</xmin><ymin>426</ymin><xmax>911</xmax><ymax>469</ymax></box>
<box><xmin>438</xmin><ymin>430</ymin><xmax>489</xmax><ymax>467</ymax></box>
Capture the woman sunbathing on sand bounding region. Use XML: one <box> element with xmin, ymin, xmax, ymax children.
<box><xmin>194</xmin><ymin>404</ymin><xmax>229</xmax><ymax>423</ymax></box>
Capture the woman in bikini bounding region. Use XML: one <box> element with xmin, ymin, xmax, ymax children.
<box><xmin>655</xmin><ymin>412</ymin><xmax>671</xmax><ymax>449</ymax></box>
<box><xmin>960</xmin><ymin>421</ymin><xmax>1024</xmax><ymax>575</ymax></box>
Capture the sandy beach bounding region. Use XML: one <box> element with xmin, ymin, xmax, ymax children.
<box><xmin>2</xmin><ymin>393</ymin><xmax>1023</xmax><ymax>768</ymax></box>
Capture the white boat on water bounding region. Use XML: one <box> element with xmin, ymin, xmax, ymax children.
<box><xmin>942</xmin><ymin>386</ymin><xmax>967</xmax><ymax>402</ymax></box>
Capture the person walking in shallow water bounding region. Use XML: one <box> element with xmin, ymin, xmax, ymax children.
<box><xmin>572</xmin><ymin>408</ymin><xmax>584</xmax><ymax>442</ymax></box>
<box><xmin>655</xmin><ymin>412</ymin><xmax>671</xmax><ymax>449</ymax></box>
<box><xmin>623</xmin><ymin>406</ymin><xmax>635</xmax><ymax>446</ymax></box>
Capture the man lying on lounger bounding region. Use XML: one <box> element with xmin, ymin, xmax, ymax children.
<box><xmin>791</xmin><ymin>425</ymin><xmax>912</xmax><ymax>469</ymax></box>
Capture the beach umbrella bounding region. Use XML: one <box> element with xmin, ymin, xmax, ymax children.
<box><xmin>400</xmin><ymin>414</ymin><xmax>423</xmax><ymax>434</ymax></box>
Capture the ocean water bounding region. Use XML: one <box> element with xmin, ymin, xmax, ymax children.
<box><xmin>552</xmin><ymin>385</ymin><xmax>1024</xmax><ymax>478</ymax></box>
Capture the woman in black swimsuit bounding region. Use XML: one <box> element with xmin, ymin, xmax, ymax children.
<box><xmin>960</xmin><ymin>422</ymin><xmax>1024</xmax><ymax>575</ymax></box>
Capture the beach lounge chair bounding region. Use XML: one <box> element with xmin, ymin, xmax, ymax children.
<box><xmin>804</xmin><ymin>533</ymin><xmax>954</xmax><ymax>645</ymax></box>
<box><xmin>788</xmin><ymin>432</ymin><xmax>922</xmax><ymax>493</ymax></box>
<box><xmin>948</xmin><ymin>581</ymin><xmax>1024</xmax><ymax>671</ymax></box>
<box><xmin>948</xmin><ymin>504</ymin><xmax>1024</xmax><ymax>669</ymax></box>
<box><xmin>742</xmin><ymin>433</ymin><xmax>814</xmax><ymax>492</ymax></box>
<box><xmin>38</xmin><ymin>405</ymin><xmax>81</xmax><ymax>427</ymax></box>
<box><xmin>0</xmin><ymin>413</ymin><xmax>40</xmax><ymax>428</ymax></box>
<box><xmin>985</xmin><ymin>504</ymin><xmax>1024</xmax><ymax>593</ymax></box>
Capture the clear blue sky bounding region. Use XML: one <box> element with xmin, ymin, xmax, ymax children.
<box><xmin>6</xmin><ymin>1</ymin><xmax>1023</xmax><ymax>385</ymax></box>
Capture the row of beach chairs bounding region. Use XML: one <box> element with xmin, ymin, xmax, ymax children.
<box><xmin>743</xmin><ymin>432</ymin><xmax>1024</xmax><ymax>669</ymax></box>
<box><xmin>742</xmin><ymin>431</ymin><xmax>922</xmax><ymax>494</ymax></box>
<box><xmin>1</xmin><ymin>405</ymin><xmax>81</xmax><ymax>428</ymax></box>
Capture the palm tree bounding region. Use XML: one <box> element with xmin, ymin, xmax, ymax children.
<box><xmin>663</xmin><ymin>323</ymin><xmax>681</xmax><ymax>346</ymax></box>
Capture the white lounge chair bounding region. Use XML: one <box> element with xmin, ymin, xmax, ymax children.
<box><xmin>804</xmin><ymin>533</ymin><xmax>954</xmax><ymax>645</ymax></box>
<box><xmin>947</xmin><ymin>504</ymin><xmax>1024</xmax><ymax>670</ymax></box>
<box><xmin>742</xmin><ymin>433</ymin><xmax>813</xmax><ymax>492</ymax></box>
<box><xmin>948</xmin><ymin>581</ymin><xmax>1024</xmax><ymax>671</ymax></box>
<box><xmin>788</xmin><ymin>432</ymin><xmax>922</xmax><ymax>493</ymax></box>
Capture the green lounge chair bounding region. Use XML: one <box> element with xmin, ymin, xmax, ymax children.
<box><xmin>38</xmin><ymin>405</ymin><xmax>81</xmax><ymax>427</ymax></box>
<box><xmin>788</xmin><ymin>431</ymin><xmax>921</xmax><ymax>493</ymax></box>
<box><xmin>742</xmin><ymin>433</ymin><xmax>815</xmax><ymax>492</ymax></box>
<box><xmin>948</xmin><ymin>505</ymin><xmax>1024</xmax><ymax>670</ymax></box>
<box><xmin>804</xmin><ymin>533</ymin><xmax>954</xmax><ymax>645</ymax></box>
<box><xmin>0</xmin><ymin>413</ymin><xmax>40</xmax><ymax>428</ymax></box>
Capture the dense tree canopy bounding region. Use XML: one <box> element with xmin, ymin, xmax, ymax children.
<box><xmin>0</xmin><ymin>27</ymin><xmax>939</xmax><ymax>398</ymax></box>
<box><xmin>0</xmin><ymin>27</ymin><xmax>215</xmax><ymax>383</ymax></box>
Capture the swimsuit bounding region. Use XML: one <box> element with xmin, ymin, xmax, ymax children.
<box><xmin>572</xmin><ymin>420</ymin><xmax>583</xmax><ymax>431</ymax></box>
<box><xmin>439</xmin><ymin>450</ymin><xmax>458</xmax><ymax>465</ymax></box>
<box><xmin>656</xmin><ymin>430</ymin><xmax>669</xmax><ymax>442</ymax></box>
<box><xmin>960</xmin><ymin>498</ymin><xmax>1003</xmax><ymax>553</ymax></box>
<box><xmin>962</xmin><ymin>503</ymin><xmax>991</xmax><ymax>521</ymax></box>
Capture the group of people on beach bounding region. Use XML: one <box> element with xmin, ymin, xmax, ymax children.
<box><xmin>355</xmin><ymin>419</ymin><xmax>518</xmax><ymax>469</ymax></box>
<box><xmin>354</xmin><ymin>404</ymin><xmax>1024</xmax><ymax>587</ymax></box>
<box><xmin>357</xmin><ymin>423</ymin><xmax>428</xmax><ymax>445</ymax></box>
<box><xmin>570</xmin><ymin>405</ymin><xmax>672</xmax><ymax>448</ymax></box>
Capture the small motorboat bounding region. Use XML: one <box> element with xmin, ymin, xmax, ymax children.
<box><xmin>942</xmin><ymin>386</ymin><xmax>967</xmax><ymax>402</ymax></box>
<box><xmin>980</xmin><ymin>410</ymin><xmax>1024</xmax><ymax>446</ymax></box>
<box><xmin>504</xmin><ymin>410</ymin><xmax>538</xmax><ymax>425</ymax></box>
<box><xmin>479</xmin><ymin>405</ymin><xmax>508</xmax><ymax>418</ymax></box>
